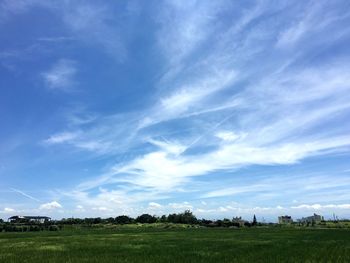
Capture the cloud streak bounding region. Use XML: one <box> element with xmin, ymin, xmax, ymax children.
<box><xmin>10</xmin><ymin>188</ymin><xmax>41</xmax><ymax>202</ymax></box>
<box><xmin>41</xmin><ymin>59</ymin><xmax>77</xmax><ymax>91</ymax></box>
<box><xmin>3</xmin><ymin>1</ymin><xmax>349</xmax><ymax>218</ymax></box>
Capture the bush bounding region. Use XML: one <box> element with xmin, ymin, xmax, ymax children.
<box><xmin>30</xmin><ymin>225</ymin><xmax>40</xmax><ymax>231</ymax></box>
<box><xmin>48</xmin><ymin>225</ymin><xmax>59</xmax><ymax>231</ymax></box>
<box><xmin>244</xmin><ymin>222</ymin><xmax>252</xmax><ymax>227</ymax></box>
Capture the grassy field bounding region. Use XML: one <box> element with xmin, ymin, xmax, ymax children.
<box><xmin>0</xmin><ymin>227</ymin><xmax>350</xmax><ymax>262</ymax></box>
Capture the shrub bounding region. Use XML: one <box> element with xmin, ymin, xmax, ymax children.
<box><xmin>49</xmin><ymin>225</ymin><xmax>59</xmax><ymax>231</ymax></box>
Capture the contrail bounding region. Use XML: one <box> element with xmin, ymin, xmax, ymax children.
<box><xmin>10</xmin><ymin>188</ymin><xmax>41</xmax><ymax>202</ymax></box>
<box><xmin>178</xmin><ymin>111</ymin><xmax>237</xmax><ymax>156</ymax></box>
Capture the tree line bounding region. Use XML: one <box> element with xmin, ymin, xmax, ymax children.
<box><xmin>0</xmin><ymin>211</ymin><xmax>262</xmax><ymax>232</ymax></box>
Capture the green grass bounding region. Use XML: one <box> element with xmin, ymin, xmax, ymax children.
<box><xmin>1</xmin><ymin>227</ymin><xmax>350</xmax><ymax>262</ymax></box>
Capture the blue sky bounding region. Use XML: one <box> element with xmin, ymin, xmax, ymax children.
<box><xmin>1</xmin><ymin>0</ymin><xmax>350</xmax><ymax>222</ymax></box>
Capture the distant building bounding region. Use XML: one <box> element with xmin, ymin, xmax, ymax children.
<box><xmin>232</xmin><ymin>216</ymin><xmax>247</xmax><ymax>227</ymax></box>
<box><xmin>278</xmin><ymin>215</ymin><xmax>293</xmax><ymax>224</ymax></box>
<box><xmin>298</xmin><ymin>213</ymin><xmax>324</xmax><ymax>224</ymax></box>
<box><xmin>8</xmin><ymin>216</ymin><xmax>51</xmax><ymax>223</ymax></box>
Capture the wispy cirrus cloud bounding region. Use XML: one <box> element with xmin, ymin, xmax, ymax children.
<box><xmin>139</xmin><ymin>68</ymin><xmax>237</xmax><ymax>129</ymax></box>
<box><xmin>30</xmin><ymin>1</ymin><xmax>350</xmax><ymax>219</ymax></box>
<box><xmin>156</xmin><ymin>0</ymin><xmax>228</xmax><ymax>66</ymax></box>
<box><xmin>41</xmin><ymin>59</ymin><xmax>77</xmax><ymax>91</ymax></box>
<box><xmin>61</xmin><ymin>2</ymin><xmax>127</xmax><ymax>61</ymax></box>
<box><xmin>291</xmin><ymin>204</ymin><xmax>350</xmax><ymax>210</ymax></box>
<box><xmin>10</xmin><ymin>188</ymin><xmax>41</xmax><ymax>202</ymax></box>
<box><xmin>44</xmin><ymin>131</ymin><xmax>79</xmax><ymax>144</ymax></box>
<box><xmin>1</xmin><ymin>1</ymin><xmax>132</xmax><ymax>61</ymax></box>
<box><xmin>276</xmin><ymin>1</ymin><xmax>350</xmax><ymax>48</ymax></box>
<box><xmin>71</xmin><ymin>59</ymin><xmax>350</xmax><ymax>195</ymax></box>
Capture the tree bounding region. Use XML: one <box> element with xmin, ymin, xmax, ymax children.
<box><xmin>167</xmin><ymin>210</ymin><xmax>197</xmax><ymax>224</ymax></box>
<box><xmin>115</xmin><ymin>215</ymin><xmax>133</xmax><ymax>224</ymax></box>
<box><xmin>167</xmin><ymin>213</ymin><xmax>179</xmax><ymax>223</ymax></box>
<box><xmin>179</xmin><ymin>210</ymin><xmax>197</xmax><ymax>224</ymax></box>
<box><xmin>244</xmin><ymin>222</ymin><xmax>252</xmax><ymax>227</ymax></box>
<box><xmin>93</xmin><ymin>217</ymin><xmax>102</xmax><ymax>224</ymax></box>
<box><xmin>252</xmin><ymin>214</ymin><xmax>257</xmax><ymax>226</ymax></box>
<box><xmin>105</xmin><ymin>217</ymin><xmax>115</xmax><ymax>224</ymax></box>
<box><xmin>159</xmin><ymin>215</ymin><xmax>167</xmax><ymax>223</ymax></box>
<box><xmin>136</xmin><ymin>214</ymin><xmax>157</xmax><ymax>224</ymax></box>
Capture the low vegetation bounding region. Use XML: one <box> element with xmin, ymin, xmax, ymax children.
<box><xmin>4</xmin><ymin>210</ymin><xmax>350</xmax><ymax>234</ymax></box>
<box><xmin>2</xmin><ymin>210</ymin><xmax>350</xmax><ymax>233</ymax></box>
<box><xmin>0</xmin><ymin>227</ymin><xmax>350</xmax><ymax>262</ymax></box>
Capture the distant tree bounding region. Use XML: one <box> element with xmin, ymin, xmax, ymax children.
<box><xmin>216</xmin><ymin>220</ymin><xmax>223</xmax><ymax>227</ymax></box>
<box><xmin>48</xmin><ymin>225</ymin><xmax>59</xmax><ymax>231</ymax></box>
<box><xmin>180</xmin><ymin>210</ymin><xmax>197</xmax><ymax>224</ymax></box>
<box><xmin>136</xmin><ymin>214</ymin><xmax>157</xmax><ymax>224</ymax></box>
<box><xmin>167</xmin><ymin>210</ymin><xmax>197</xmax><ymax>224</ymax></box>
<box><xmin>83</xmin><ymin>218</ymin><xmax>95</xmax><ymax>225</ymax></box>
<box><xmin>232</xmin><ymin>222</ymin><xmax>240</xmax><ymax>228</ymax></box>
<box><xmin>93</xmin><ymin>217</ymin><xmax>102</xmax><ymax>224</ymax></box>
<box><xmin>252</xmin><ymin>214</ymin><xmax>257</xmax><ymax>226</ymax></box>
<box><xmin>159</xmin><ymin>215</ymin><xmax>167</xmax><ymax>223</ymax></box>
<box><xmin>105</xmin><ymin>217</ymin><xmax>115</xmax><ymax>224</ymax></box>
<box><xmin>167</xmin><ymin>213</ymin><xmax>179</xmax><ymax>223</ymax></box>
<box><xmin>115</xmin><ymin>215</ymin><xmax>133</xmax><ymax>224</ymax></box>
<box><xmin>244</xmin><ymin>222</ymin><xmax>252</xmax><ymax>227</ymax></box>
<box><xmin>222</xmin><ymin>218</ymin><xmax>232</xmax><ymax>227</ymax></box>
<box><xmin>199</xmin><ymin>219</ymin><xmax>213</xmax><ymax>227</ymax></box>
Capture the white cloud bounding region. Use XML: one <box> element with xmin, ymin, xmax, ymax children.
<box><xmin>42</xmin><ymin>59</ymin><xmax>77</xmax><ymax>91</ymax></box>
<box><xmin>39</xmin><ymin>201</ymin><xmax>62</xmax><ymax>210</ymax></box>
<box><xmin>203</xmin><ymin>184</ymin><xmax>269</xmax><ymax>199</ymax></box>
<box><xmin>3</xmin><ymin>207</ymin><xmax>15</xmax><ymax>213</ymax></box>
<box><xmin>276</xmin><ymin>2</ymin><xmax>349</xmax><ymax>48</ymax></box>
<box><xmin>61</xmin><ymin>2</ymin><xmax>127</xmax><ymax>61</ymax></box>
<box><xmin>215</xmin><ymin>131</ymin><xmax>243</xmax><ymax>142</ymax></box>
<box><xmin>106</xmin><ymin>134</ymin><xmax>350</xmax><ymax>193</ymax></box>
<box><xmin>148</xmin><ymin>202</ymin><xmax>162</xmax><ymax>209</ymax></box>
<box><xmin>25</xmin><ymin>1</ymin><xmax>350</xmax><ymax>216</ymax></box>
<box><xmin>157</xmin><ymin>0</ymin><xmax>227</xmax><ymax>66</ymax></box>
<box><xmin>292</xmin><ymin>204</ymin><xmax>350</xmax><ymax>210</ymax></box>
<box><xmin>44</xmin><ymin>132</ymin><xmax>78</xmax><ymax>144</ymax></box>
<box><xmin>148</xmin><ymin>139</ymin><xmax>186</xmax><ymax>155</ymax></box>
<box><xmin>76</xmin><ymin>205</ymin><xmax>85</xmax><ymax>212</ymax></box>
<box><xmin>92</xmin><ymin>206</ymin><xmax>112</xmax><ymax>212</ymax></box>
<box><xmin>218</xmin><ymin>207</ymin><xmax>228</xmax><ymax>212</ymax></box>
<box><xmin>139</xmin><ymin>69</ymin><xmax>237</xmax><ymax>129</ymax></box>
<box><xmin>168</xmin><ymin>202</ymin><xmax>193</xmax><ymax>210</ymax></box>
<box><xmin>44</xmin><ymin>130</ymin><xmax>113</xmax><ymax>154</ymax></box>
<box><xmin>115</xmin><ymin>151</ymin><xmax>210</xmax><ymax>191</ymax></box>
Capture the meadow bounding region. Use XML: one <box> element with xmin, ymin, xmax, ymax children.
<box><xmin>0</xmin><ymin>226</ymin><xmax>349</xmax><ymax>262</ymax></box>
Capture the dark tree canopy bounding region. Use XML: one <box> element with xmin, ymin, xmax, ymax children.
<box><xmin>136</xmin><ymin>214</ymin><xmax>157</xmax><ymax>224</ymax></box>
<box><xmin>252</xmin><ymin>214</ymin><xmax>257</xmax><ymax>226</ymax></box>
<box><xmin>115</xmin><ymin>215</ymin><xmax>134</xmax><ymax>224</ymax></box>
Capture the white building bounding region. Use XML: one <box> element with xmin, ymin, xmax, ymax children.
<box><xmin>8</xmin><ymin>215</ymin><xmax>51</xmax><ymax>223</ymax></box>
<box><xmin>298</xmin><ymin>213</ymin><xmax>324</xmax><ymax>224</ymax></box>
<box><xmin>278</xmin><ymin>215</ymin><xmax>293</xmax><ymax>224</ymax></box>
